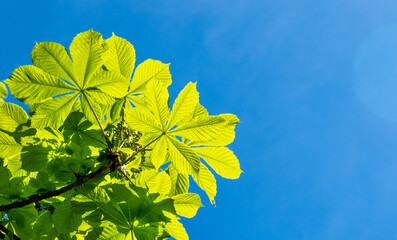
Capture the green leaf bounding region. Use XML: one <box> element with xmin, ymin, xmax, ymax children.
<box><xmin>105</xmin><ymin>33</ymin><xmax>136</xmax><ymax>79</ymax></box>
<box><xmin>81</xmin><ymin>92</ymin><xmax>105</xmax><ymax>125</ymax></box>
<box><xmin>189</xmin><ymin>114</ymin><xmax>239</xmax><ymax>146</ymax></box>
<box><xmin>129</xmin><ymin>59</ymin><xmax>171</xmax><ymax>94</ymax></box>
<box><xmin>110</xmin><ymin>98</ymin><xmax>126</xmax><ymax>121</ymax></box>
<box><xmin>7</xmin><ymin>205</ymin><xmax>38</xmax><ymax>238</ymax></box>
<box><xmin>169</xmin><ymin>116</ymin><xmax>226</xmax><ymax>142</ymax></box>
<box><xmin>21</xmin><ymin>145</ymin><xmax>51</xmax><ymax>172</ymax></box>
<box><xmin>31</xmin><ymin>92</ymin><xmax>79</xmax><ymax>129</ymax></box>
<box><xmin>0</xmin><ymin>81</ymin><xmax>7</xmax><ymax>99</ymax></box>
<box><xmin>128</xmin><ymin>95</ymin><xmax>147</xmax><ymax>109</ymax></box>
<box><xmin>69</xmin><ymin>29</ymin><xmax>108</xmax><ymax>87</ymax></box>
<box><xmin>150</xmin><ymin>135</ymin><xmax>168</xmax><ymax>170</ymax></box>
<box><xmin>88</xmin><ymin>70</ymin><xmax>129</xmax><ymax>98</ymax></box>
<box><xmin>53</xmin><ymin>200</ymin><xmax>83</xmax><ymax>234</ymax></box>
<box><xmin>125</xmin><ymin>108</ymin><xmax>162</xmax><ymax>133</ymax></box>
<box><xmin>5</xmin><ymin>65</ymin><xmax>77</xmax><ymax>104</ymax></box>
<box><xmin>166</xmin><ymin>135</ymin><xmax>200</xmax><ymax>174</ymax></box>
<box><xmin>0</xmin><ymin>131</ymin><xmax>22</xmax><ymax>159</ymax></box>
<box><xmin>33</xmin><ymin>210</ymin><xmax>53</xmax><ymax>238</ymax></box>
<box><xmin>192</xmin><ymin>163</ymin><xmax>217</xmax><ymax>203</ymax></box>
<box><xmin>167</xmin><ymin>82</ymin><xmax>199</xmax><ymax>130</ymax></box>
<box><xmin>0</xmin><ymin>103</ymin><xmax>29</xmax><ymax>132</ymax></box>
<box><xmin>193</xmin><ymin>147</ymin><xmax>242</xmax><ymax>179</ymax></box>
<box><xmin>133</xmin><ymin>225</ymin><xmax>160</xmax><ymax>240</ymax></box>
<box><xmin>145</xmin><ymin>80</ymin><xmax>170</xmax><ymax>129</ymax></box>
<box><xmin>166</xmin><ymin>164</ymin><xmax>189</xmax><ymax>196</ymax></box>
<box><xmin>172</xmin><ymin>193</ymin><xmax>202</xmax><ymax>218</ymax></box>
<box><xmin>31</xmin><ymin>41</ymin><xmax>79</xmax><ymax>87</ymax></box>
<box><xmin>146</xmin><ymin>171</ymin><xmax>172</xmax><ymax>195</ymax></box>
<box><xmin>166</xmin><ymin>219</ymin><xmax>189</xmax><ymax>240</ymax></box>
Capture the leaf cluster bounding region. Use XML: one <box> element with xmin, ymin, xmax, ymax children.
<box><xmin>0</xmin><ymin>30</ymin><xmax>241</xmax><ymax>240</ymax></box>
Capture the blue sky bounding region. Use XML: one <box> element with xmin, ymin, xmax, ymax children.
<box><xmin>2</xmin><ymin>0</ymin><xmax>397</xmax><ymax>239</ymax></box>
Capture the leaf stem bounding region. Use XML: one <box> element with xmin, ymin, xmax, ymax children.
<box><xmin>81</xmin><ymin>91</ymin><xmax>112</xmax><ymax>147</ymax></box>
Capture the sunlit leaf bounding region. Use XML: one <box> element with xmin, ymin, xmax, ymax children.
<box><xmin>193</xmin><ymin>147</ymin><xmax>242</xmax><ymax>179</ymax></box>
<box><xmin>69</xmin><ymin>29</ymin><xmax>108</xmax><ymax>87</ymax></box>
<box><xmin>5</xmin><ymin>65</ymin><xmax>77</xmax><ymax>105</ymax></box>
<box><xmin>129</xmin><ymin>59</ymin><xmax>171</xmax><ymax>94</ymax></box>
<box><xmin>31</xmin><ymin>41</ymin><xmax>79</xmax><ymax>87</ymax></box>
<box><xmin>105</xmin><ymin>33</ymin><xmax>136</xmax><ymax>79</ymax></box>
<box><xmin>0</xmin><ymin>103</ymin><xmax>29</xmax><ymax>132</ymax></box>
<box><xmin>167</xmin><ymin>82</ymin><xmax>199</xmax><ymax>130</ymax></box>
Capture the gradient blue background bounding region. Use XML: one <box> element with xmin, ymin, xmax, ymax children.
<box><xmin>2</xmin><ymin>1</ymin><xmax>397</xmax><ymax>239</ymax></box>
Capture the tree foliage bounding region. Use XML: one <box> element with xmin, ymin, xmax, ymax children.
<box><xmin>0</xmin><ymin>30</ymin><xmax>241</xmax><ymax>240</ymax></box>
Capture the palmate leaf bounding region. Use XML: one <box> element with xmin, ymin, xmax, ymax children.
<box><xmin>6</xmin><ymin>30</ymin><xmax>119</xmax><ymax>129</ymax></box>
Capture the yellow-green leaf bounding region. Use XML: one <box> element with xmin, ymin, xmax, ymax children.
<box><xmin>105</xmin><ymin>33</ymin><xmax>136</xmax><ymax>79</ymax></box>
<box><xmin>0</xmin><ymin>131</ymin><xmax>22</xmax><ymax>159</ymax></box>
<box><xmin>167</xmin><ymin>82</ymin><xmax>199</xmax><ymax>130</ymax></box>
<box><xmin>0</xmin><ymin>103</ymin><xmax>29</xmax><ymax>132</ymax></box>
<box><xmin>193</xmin><ymin>147</ymin><xmax>242</xmax><ymax>179</ymax></box>
<box><xmin>5</xmin><ymin>65</ymin><xmax>77</xmax><ymax>104</ymax></box>
<box><xmin>145</xmin><ymin>79</ymin><xmax>169</xmax><ymax>129</ymax></box>
<box><xmin>166</xmin><ymin>135</ymin><xmax>200</xmax><ymax>174</ymax></box>
<box><xmin>166</xmin><ymin>164</ymin><xmax>189</xmax><ymax>196</ymax></box>
<box><xmin>169</xmin><ymin>116</ymin><xmax>226</xmax><ymax>142</ymax></box>
<box><xmin>31</xmin><ymin>92</ymin><xmax>79</xmax><ymax>129</ymax></box>
<box><xmin>129</xmin><ymin>59</ymin><xmax>171</xmax><ymax>94</ymax></box>
<box><xmin>189</xmin><ymin>114</ymin><xmax>239</xmax><ymax>146</ymax></box>
<box><xmin>166</xmin><ymin>219</ymin><xmax>189</xmax><ymax>240</ymax></box>
<box><xmin>31</xmin><ymin>41</ymin><xmax>79</xmax><ymax>87</ymax></box>
<box><xmin>192</xmin><ymin>163</ymin><xmax>217</xmax><ymax>202</ymax></box>
<box><xmin>81</xmin><ymin>92</ymin><xmax>105</xmax><ymax>125</ymax></box>
<box><xmin>172</xmin><ymin>193</ymin><xmax>203</xmax><ymax>218</ymax></box>
<box><xmin>88</xmin><ymin>70</ymin><xmax>129</xmax><ymax>98</ymax></box>
<box><xmin>150</xmin><ymin>135</ymin><xmax>168</xmax><ymax>170</ymax></box>
<box><xmin>0</xmin><ymin>81</ymin><xmax>7</xmax><ymax>99</ymax></box>
<box><xmin>125</xmin><ymin>108</ymin><xmax>161</xmax><ymax>133</ymax></box>
<box><xmin>69</xmin><ymin>29</ymin><xmax>108</xmax><ymax>87</ymax></box>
